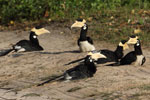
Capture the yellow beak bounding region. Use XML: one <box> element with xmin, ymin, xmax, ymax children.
<box><xmin>119</xmin><ymin>42</ymin><xmax>129</xmax><ymax>50</ymax></box>
<box><xmin>71</xmin><ymin>19</ymin><xmax>86</xmax><ymax>29</ymax></box>
<box><xmin>31</xmin><ymin>28</ymin><xmax>50</xmax><ymax>36</ymax></box>
<box><xmin>123</xmin><ymin>43</ymin><xmax>129</xmax><ymax>50</ymax></box>
<box><xmin>87</xmin><ymin>52</ymin><xmax>106</xmax><ymax>60</ymax></box>
<box><xmin>127</xmin><ymin>36</ymin><xmax>138</xmax><ymax>44</ymax></box>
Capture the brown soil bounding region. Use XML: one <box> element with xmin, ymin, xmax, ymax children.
<box><xmin>0</xmin><ymin>24</ymin><xmax>149</xmax><ymax>100</ymax></box>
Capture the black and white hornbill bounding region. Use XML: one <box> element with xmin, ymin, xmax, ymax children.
<box><xmin>71</xmin><ymin>19</ymin><xmax>95</xmax><ymax>52</ymax></box>
<box><xmin>0</xmin><ymin>26</ymin><xmax>50</xmax><ymax>56</ymax></box>
<box><xmin>117</xmin><ymin>35</ymin><xmax>146</xmax><ymax>66</ymax></box>
<box><xmin>95</xmin><ymin>40</ymin><xmax>129</xmax><ymax>64</ymax></box>
<box><xmin>37</xmin><ymin>55</ymin><xmax>97</xmax><ymax>86</ymax></box>
<box><xmin>65</xmin><ymin>40</ymin><xmax>129</xmax><ymax>65</ymax></box>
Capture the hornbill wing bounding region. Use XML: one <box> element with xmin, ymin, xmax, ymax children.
<box><xmin>119</xmin><ymin>51</ymin><xmax>137</xmax><ymax>65</ymax></box>
<box><xmin>87</xmin><ymin>37</ymin><xmax>93</xmax><ymax>44</ymax></box>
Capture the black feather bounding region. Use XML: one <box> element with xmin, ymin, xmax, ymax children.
<box><xmin>35</xmin><ymin>25</ymin><xmax>43</xmax><ymax>29</ymax></box>
<box><xmin>77</xmin><ymin>38</ymin><xmax>80</xmax><ymax>46</ymax></box>
<box><xmin>106</xmin><ymin>62</ymin><xmax>120</xmax><ymax>66</ymax></box>
<box><xmin>141</xmin><ymin>57</ymin><xmax>146</xmax><ymax>65</ymax></box>
<box><xmin>87</xmin><ymin>37</ymin><xmax>93</xmax><ymax>44</ymax></box>
<box><xmin>76</xmin><ymin>18</ymin><xmax>83</xmax><ymax>22</ymax></box>
<box><xmin>13</xmin><ymin>32</ymin><xmax>43</xmax><ymax>52</ymax></box>
<box><xmin>37</xmin><ymin>75</ymin><xmax>64</xmax><ymax>86</ymax></box>
<box><xmin>107</xmin><ymin>39</ymin><xmax>145</xmax><ymax>66</ymax></box>
<box><xmin>95</xmin><ymin>49</ymin><xmax>121</xmax><ymax>64</ymax></box>
<box><xmin>119</xmin><ymin>51</ymin><xmax>137</xmax><ymax>65</ymax></box>
<box><xmin>65</xmin><ymin>57</ymin><xmax>85</xmax><ymax>65</ymax></box>
<box><xmin>0</xmin><ymin>49</ymin><xmax>13</xmax><ymax>56</ymax></box>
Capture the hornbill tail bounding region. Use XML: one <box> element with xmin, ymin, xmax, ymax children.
<box><xmin>0</xmin><ymin>49</ymin><xmax>13</xmax><ymax>56</ymax></box>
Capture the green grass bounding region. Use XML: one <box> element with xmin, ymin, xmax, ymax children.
<box><xmin>0</xmin><ymin>0</ymin><xmax>150</xmax><ymax>24</ymax></box>
<box><xmin>87</xmin><ymin>7</ymin><xmax>150</xmax><ymax>46</ymax></box>
<box><xmin>0</xmin><ymin>1</ymin><xmax>150</xmax><ymax>45</ymax></box>
<box><xmin>139</xmin><ymin>84</ymin><xmax>150</xmax><ymax>90</ymax></box>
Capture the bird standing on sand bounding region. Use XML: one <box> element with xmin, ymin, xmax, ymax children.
<box><xmin>119</xmin><ymin>35</ymin><xmax>146</xmax><ymax>66</ymax></box>
<box><xmin>71</xmin><ymin>19</ymin><xmax>95</xmax><ymax>52</ymax></box>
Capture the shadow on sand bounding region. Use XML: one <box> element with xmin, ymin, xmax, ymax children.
<box><xmin>39</xmin><ymin>50</ymin><xmax>80</xmax><ymax>54</ymax></box>
<box><xmin>9</xmin><ymin>50</ymin><xmax>80</xmax><ymax>58</ymax></box>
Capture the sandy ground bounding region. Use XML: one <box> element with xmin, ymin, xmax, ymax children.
<box><xmin>0</xmin><ymin>24</ymin><xmax>150</xmax><ymax>100</ymax></box>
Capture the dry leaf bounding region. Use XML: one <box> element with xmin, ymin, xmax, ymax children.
<box><xmin>128</xmin><ymin>19</ymin><xmax>131</xmax><ymax>23</ymax></box>
<box><xmin>10</xmin><ymin>21</ymin><xmax>14</xmax><ymax>25</ymax></box>
<box><xmin>131</xmin><ymin>9</ymin><xmax>135</xmax><ymax>14</ymax></box>
<box><xmin>48</xmin><ymin>18</ymin><xmax>52</xmax><ymax>22</ymax></box>
<box><xmin>81</xmin><ymin>11</ymin><xmax>85</xmax><ymax>15</ymax></box>
<box><xmin>134</xmin><ymin>28</ymin><xmax>142</xmax><ymax>34</ymax></box>
<box><xmin>110</xmin><ymin>16</ymin><xmax>114</xmax><ymax>19</ymax></box>
<box><xmin>109</xmin><ymin>22</ymin><xmax>112</xmax><ymax>26</ymax></box>
<box><xmin>87</xmin><ymin>17</ymin><xmax>93</xmax><ymax>21</ymax></box>
<box><xmin>44</xmin><ymin>10</ymin><xmax>49</xmax><ymax>17</ymax></box>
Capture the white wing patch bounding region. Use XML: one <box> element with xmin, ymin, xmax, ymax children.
<box><xmin>14</xmin><ymin>45</ymin><xmax>22</xmax><ymax>49</ymax></box>
<box><xmin>134</xmin><ymin>55</ymin><xmax>145</xmax><ymax>66</ymax></box>
<box><xmin>17</xmin><ymin>48</ymin><xmax>26</xmax><ymax>52</ymax></box>
<box><xmin>79</xmin><ymin>41</ymin><xmax>95</xmax><ymax>52</ymax></box>
<box><xmin>14</xmin><ymin>45</ymin><xmax>26</xmax><ymax>52</ymax></box>
<box><xmin>65</xmin><ymin>73</ymin><xmax>72</xmax><ymax>80</ymax></box>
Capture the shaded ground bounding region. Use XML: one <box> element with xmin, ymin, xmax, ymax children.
<box><xmin>0</xmin><ymin>23</ymin><xmax>150</xmax><ymax>100</ymax></box>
